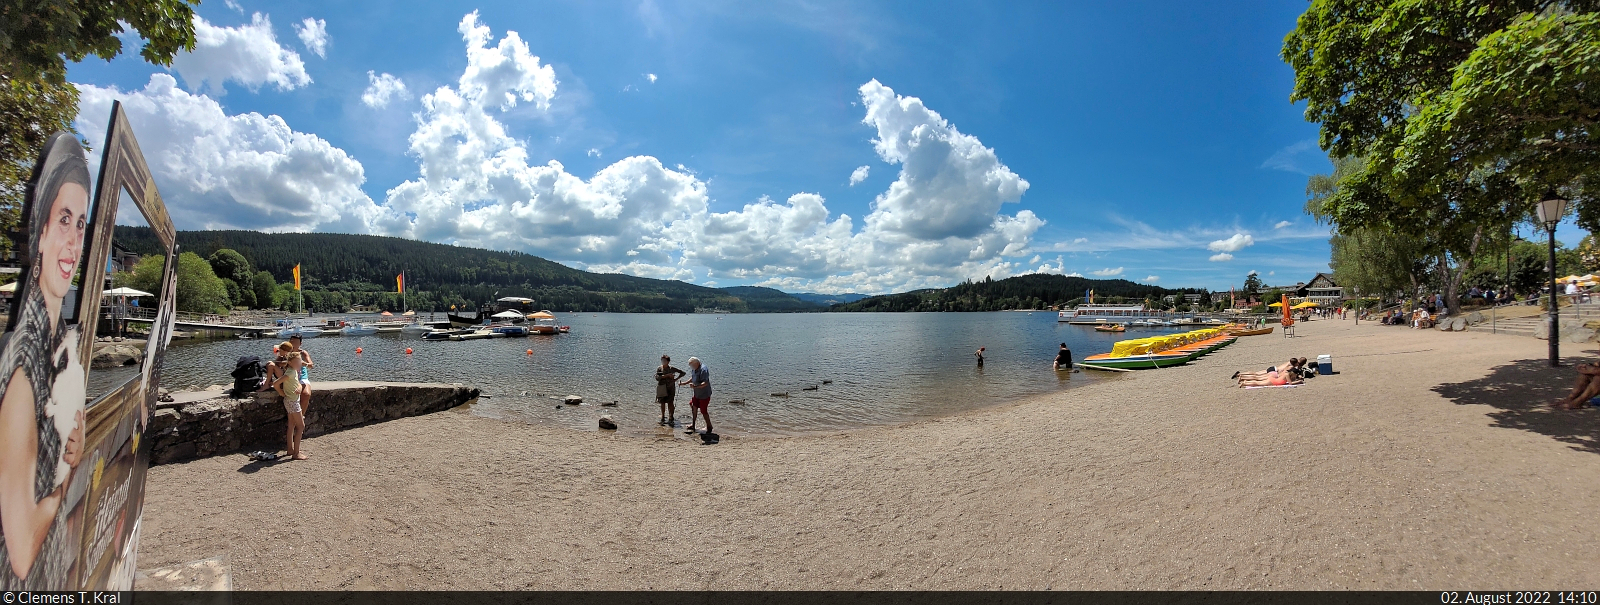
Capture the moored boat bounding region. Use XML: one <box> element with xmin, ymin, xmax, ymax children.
<box><xmin>276</xmin><ymin>321</ymin><xmax>324</xmax><ymax>339</ymax></box>
<box><xmin>1080</xmin><ymin>327</ymin><xmax>1232</xmax><ymax>370</ymax></box>
<box><xmin>340</xmin><ymin>323</ymin><xmax>379</xmax><ymax>336</ymax></box>
<box><xmin>1093</xmin><ymin>324</ymin><xmax>1126</xmax><ymax>332</ymax></box>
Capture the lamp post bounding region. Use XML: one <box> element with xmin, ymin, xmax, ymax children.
<box><xmin>1538</xmin><ymin>191</ymin><xmax>1570</xmax><ymax>367</ymax></box>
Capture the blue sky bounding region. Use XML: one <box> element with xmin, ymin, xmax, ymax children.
<box><xmin>66</xmin><ymin>0</ymin><xmax>1542</xmax><ymax>294</ymax></box>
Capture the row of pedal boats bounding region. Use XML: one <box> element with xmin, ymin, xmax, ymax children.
<box><xmin>1079</xmin><ymin>324</ymin><xmax>1265</xmax><ymax>370</ymax></box>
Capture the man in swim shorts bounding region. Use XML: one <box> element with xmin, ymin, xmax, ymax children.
<box><xmin>680</xmin><ymin>357</ymin><xmax>712</xmax><ymax>434</ymax></box>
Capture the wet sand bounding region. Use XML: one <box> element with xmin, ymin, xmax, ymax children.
<box><xmin>137</xmin><ymin>317</ymin><xmax>1600</xmax><ymax>589</ymax></box>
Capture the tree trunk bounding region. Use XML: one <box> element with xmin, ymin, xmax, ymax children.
<box><xmin>1442</xmin><ymin>227</ymin><xmax>1484</xmax><ymax>317</ymax></box>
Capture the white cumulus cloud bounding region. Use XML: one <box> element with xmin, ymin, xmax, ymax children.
<box><xmin>848</xmin><ymin>165</ymin><xmax>870</xmax><ymax>186</ymax></box>
<box><xmin>1274</xmin><ymin>220</ymin><xmax>1292</xmax><ymax>229</ymax></box>
<box><xmin>587</xmin><ymin>148</ymin><xmax>601</xmax><ymax>157</ymax></box>
<box><xmin>1209</xmin><ymin>253</ymin><xmax>1234</xmax><ymax>262</ymax></box>
<box><xmin>1207</xmin><ymin>233</ymin><xmax>1255</xmax><ymax>253</ymax></box>
<box><xmin>647</xmin><ymin>73</ymin><xmax>658</xmax><ymax>83</ymax></box>
<box><xmin>361</xmin><ymin>71</ymin><xmax>409</xmax><ymax>108</ymax></box>
<box><xmin>171</xmin><ymin>13</ymin><xmax>311</xmax><ymax>95</ymax></box>
<box><xmin>294</xmin><ymin>18</ymin><xmax>328</xmax><ymax>58</ymax></box>
<box><xmin>1092</xmin><ymin>267</ymin><xmax>1124</xmax><ymax>277</ymax></box>
<box><xmin>75</xmin><ymin>74</ymin><xmax>381</xmax><ymax>233</ymax></box>
<box><xmin>1144</xmin><ymin>275</ymin><xmax>1159</xmax><ymax>282</ymax></box>
<box><xmin>457</xmin><ymin>11</ymin><xmax>557</xmax><ymax>111</ymax></box>
<box><xmin>1072</xmin><ymin>237</ymin><xmax>1087</xmax><ymax>244</ymax></box>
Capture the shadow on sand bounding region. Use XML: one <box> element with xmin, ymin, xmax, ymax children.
<box><xmin>1432</xmin><ymin>357</ymin><xmax>1600</xmax><ymax>455</ymax></box>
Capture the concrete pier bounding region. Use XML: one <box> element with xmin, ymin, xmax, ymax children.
<box><xmin>147</xmin><ymin>381</ymin><xmax>480</xmax><ymax>464</ymax></box>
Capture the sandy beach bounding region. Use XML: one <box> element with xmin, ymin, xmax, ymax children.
<box><xmin>137</xmin><ymin>317</ymin><xmax>1600</xmax><ymax>589</ymax></box>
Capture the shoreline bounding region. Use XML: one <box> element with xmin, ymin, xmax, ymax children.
<box><xmin>137</xmin><ymin>318</ymin><xmax>1600</xmax><ymax>589</ymax></box>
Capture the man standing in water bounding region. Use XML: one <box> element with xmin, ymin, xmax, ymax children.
<box><xmin>680</xmin><ymin>357</ymin><xmax>712</xmax><ymax>434</ymax></box>
<box><xmin>1054</xmin><ymin>343</ymin><xmax>1072</xmax><ymax>371</ymax></box>
<box><xmin>655</xmin><ymin>355</ymin><xmax>686</xmax><ymax>426</ymax></box>
<box><xmin>975</xmin><ymin>347</ymin><xmax>986</xmax><ymax>367</ymax></box>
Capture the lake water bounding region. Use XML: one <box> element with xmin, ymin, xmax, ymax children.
<box><xmin>113</xmin><ymin>313</ymin><xmax>1194</xmax><ymax>437</ymax></box>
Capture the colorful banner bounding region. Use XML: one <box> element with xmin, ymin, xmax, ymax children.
<box><xmin>0</xmin><ymin>102</ymin><xmax>177</xmax><ymax>590</ymax></box>
<box><xmin>293</xmin><ymin>264</ymin><xmax>302</xmax><ymax>291</ymax></box>
<box><xmin>396</xmin><ymin>273</ymin><xmax>404</xmax><ymax>293</ymax></box>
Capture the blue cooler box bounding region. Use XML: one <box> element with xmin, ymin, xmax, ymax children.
<box><xmin>1317</xmin><ymin>354</ymin><xmax>1332</xmax><ymax>375</ymax></box>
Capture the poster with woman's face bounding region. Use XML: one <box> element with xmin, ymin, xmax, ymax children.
<box><xmin>0</xmin><ymin>133</ymin><xmax>94</xmax><ymax>589</ymax></box>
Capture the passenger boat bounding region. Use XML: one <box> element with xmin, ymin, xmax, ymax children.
<box><xmin>447</xmin><ymin>312</ymin><xmax>482</xmax><ymax>328</ymax></box>
<box><xmin>1080</xmin><ymin>327</ymin><xmax>1236</xmax><ymax>370</ymax></box>
<box><xmin>1093</xmin><ymin>324</ymin><xmax>1126</xmax><ymax>332</ymax></box>
<box><xmin>1058</xmin><ymin>304</ymin><xmax>1165</xmax><ymax>324</ymax></box>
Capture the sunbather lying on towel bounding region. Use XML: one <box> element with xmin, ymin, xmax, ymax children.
<box><xmin>1233</xmin><ymin>358</ymin><xmax>1305</xmax><ymax>381</ymax></box>
<box><xmin>1237</xmin><ymin>369</ymin><xmax>1303</xmax><ymax>388</ymax></box>
<box><xmin>1552</xmin><ymin>361</ymin><xmax>1600</xmax><ymax>409</ymax></box>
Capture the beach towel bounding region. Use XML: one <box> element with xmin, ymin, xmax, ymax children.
<box><xmin>1244</xmin><ymin>384</ymin><xmax>1301</xmax><ymax>389</ymax></box>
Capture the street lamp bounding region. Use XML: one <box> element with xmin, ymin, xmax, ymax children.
<box><xmin>1538</xmin><ymin>190</ymin><xmax>1570</xmax><ymax>367</ymax></box>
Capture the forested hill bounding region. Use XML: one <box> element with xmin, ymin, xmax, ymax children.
<box><xmin>829</xmin><ymin>274</ymin><xmax>1192</xmax><ymax>312</ymax></box>
<box><xmin>110</xmin><ymin>227</ymin><xmax>820</xmax><ymax>313</ymax></box>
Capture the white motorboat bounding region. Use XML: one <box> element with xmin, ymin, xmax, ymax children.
<box><xmin>276</xmin><ymin>321</ymin><xmax>324</xmax><ymax>339</ymax></box>
<box><xmin>341</xmin><ymin>323</ymin><xmax>379</xmax><ymax>336</ymax></box>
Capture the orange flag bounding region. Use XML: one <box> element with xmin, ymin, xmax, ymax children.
<box><xmin>396</xmin><ymin>273</ymin><xmax>404</xmax><ymax>293</ymax></box>
<box><xmin>292</xmin><ymin>264</ymin><xmax>302</xmax><ymax>291</ymax></box>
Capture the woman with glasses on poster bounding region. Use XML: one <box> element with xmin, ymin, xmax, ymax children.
<box><xmin>0</xmin><ymin>134</ymin><xmax>91</xmax><ymax>588</ymax></box>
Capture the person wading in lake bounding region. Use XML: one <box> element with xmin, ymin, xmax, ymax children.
<box><xmin>680</xmin><ymin>357</ymin><xmax>713</xmax><ymax>434</ymax></box>
<box><xmin>287</xmin><ymin>334</ymin><xmax>315</xmax><ymax>416</ymax></box>
<box><xmin>1053</xmin><ymin>343</ymin><xmax>1073</xmax><ymax>371</ymax></box>
<box><xmin>655</xmin><ymin>355</ymin><xmax>686</xmax><ymax>426</ymax></box>
<box><xmin>975</xmin><ymin>347</ymin><xmax>986</xmax><ymax>367</ymax></box>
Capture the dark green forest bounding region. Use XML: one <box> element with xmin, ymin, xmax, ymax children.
<box><xmin>111</xmin><ymin>227</ymin><xmax>820</xmax><ymax>313</ymax></box>
<box><xmin>830</xmin><ymin>274</ymin><xmax>1197</xmax><ymax>312</ymax></box>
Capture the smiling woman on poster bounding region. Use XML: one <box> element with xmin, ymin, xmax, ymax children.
<box><xmin>0</xmin><ymin>133</ymin><xmax>91</xmax><ymax>588</ymax></box>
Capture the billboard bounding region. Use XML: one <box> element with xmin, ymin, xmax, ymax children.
<box><xmin>0</xmin><ymin>102</ymin><xmax>176</xmax><ymax>590</ymax></box>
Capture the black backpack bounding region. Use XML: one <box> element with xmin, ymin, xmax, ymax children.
<box><xmin>230</xmin><ymin>355</ymin><xmax>264</xmax><ymax>398</ymax></box>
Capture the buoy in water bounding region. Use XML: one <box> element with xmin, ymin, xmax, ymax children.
<box><xmin>355</xmin><ymin>347</ymin><xmax>363</xmax><ymax>354</ymax></box>
<box><xmin>526</xmin><ymin>349</ymin><xmax>533</xmax><ymax>355</ymax></box>
<box><xmin>405</xmin><ymin>348</ymin><xmax>413</xmax><ymax>354</ymax></box>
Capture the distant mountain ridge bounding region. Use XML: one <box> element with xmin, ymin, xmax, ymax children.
<box><xmin>829</xmin><ymin>274</ymin><xmax>1193</xmax><ymax>312</ymax></box>
<box><xmin>110</xmin><ymin>227</ymin><xmax>821</xmax><ymax>313</ymax></box>
<box><xmin>788</xmin><ymin>292</ymin><xmax>869</xmax><ymax>305</ymax></box>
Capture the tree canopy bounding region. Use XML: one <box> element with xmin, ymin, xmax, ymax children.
<box><xmin>1283</xmin><ymin>0</ymin><xmax>1600</xmax><ymax>313</ymax></box>
<box><xmin>1</xmin><ymin>0</ymin><xmax>197</xmax><ymax>253</ymax></box>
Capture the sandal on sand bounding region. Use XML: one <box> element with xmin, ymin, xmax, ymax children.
<box><xmin>1230</xmin><ymin>371</ymin><xmax>1240</xmax><ymax>380</ymax></box>
<box><xmin>685</xmin><ymin>427</ymin><xmax>697</xmax><ymax>434</ymax></box>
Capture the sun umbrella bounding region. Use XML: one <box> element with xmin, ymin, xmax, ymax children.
<box><xmin>380</xmin><ymin>311</ymin><xmax>394</xmax><ymax>317</ymax></box>
<box><xmin>1267</xmin><ymin>302</ymin><xmax>1284</xmax><ymax>307</ymax></box>
<box><xmin>103</xmin><ymin>287</ymin><xmax>154</xmax><ymax>297</ymax></box>
<box><xmin>526</xmin><ymin>311</ymin><xmax>555</xmax><ymax>319</ymax></box>
<box><xmin>1558</xmin><ymin>275</ymin><xmax>1584</xmax><ymax>283</ymax></box>
<box><xmin>0</xmin><ymin>282</ymin><xmax>15</xmax><ymax>293</ymax></box>
<box><xmin>491</xmin><ymin>310</ymin><xmax>523</xmax><ymax>319</ymax></box>
<box><xmin>403</xmin><ymin>310</ymin><xmax>416</xmax><ymax>316</ymax></box>
<box><xmin>1293</xmin><ymin>301</ymin><xmax>1319</xmax><ymax>309</ymax></box>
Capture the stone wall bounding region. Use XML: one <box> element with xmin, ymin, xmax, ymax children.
<box><xmin>147</xmin><ymin>381</ymin><xmax>479</xmax><ymax>464</ymax></box>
